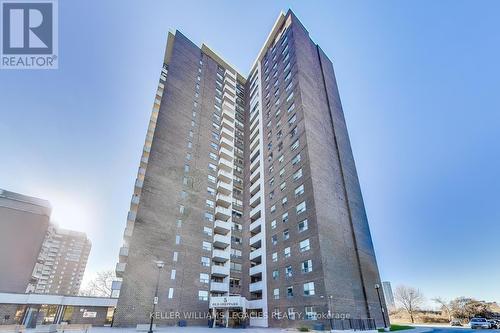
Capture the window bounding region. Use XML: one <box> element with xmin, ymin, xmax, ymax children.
<box><xmin>303</xmin><ymin>282</ymin><xmax>315</xmax><ymax>296</ymax></box>
<box><xmin>208</xmin><ymin>163</ymin><xmax>217</xmax><ymax>172</ymax></box>
<box><xmin>282</xmin><ymin>212</ymin><xmax>289</xmax><ymax>223</ymax></box>
<box><xmin>284</xmin><ymin>247</ymin><xmax>291</xmax><ymax>258</ymax></box>
<box><xmin>208</xmin><ymin>174</ymin><xmax>216</xmax><ymax>183</ymax></box>
<box><xmin>278</xmin><ymin>155</ymin><xmax>284</xmax><ymax>163</ymax></box>
<box><xmin>287</xmin><ymin>102</ymin><xmax>295</xmax><ymax>114</ymax></box>
<box><xmin>285</xmin><ymin>80</ymin><xmax>293</xmax><ymax>92</ymax></box>
<box><xmin>200</xmin><ymin>273</ymin><xmax>209</xmax><ymax>284</ymax></box>
<box><xmin>179</xmin><ymin>205</ymin><xmax>185</xmax><ymax>214</ymax></box>
<box><xmin>207</xmin><ymin>187</ymin><xmax>216</xmax><ymax>196</ymax></box>
<box><xmin>279</xmin><ymin>168</ymin><xmax>285</xmax><ymax>178</ymax></box>
<box><xmin>282</xmin><ymin>196</ymin><xmax>288</xmax><ymax>206</ymax></box>
<box><xmin>272</xmin><ymin>252</ymin><xmax>278</xmax><ymax>262</ymax></box>
<box><xmin>201</xmin><ymin>257</ymin><xmax>210</xmax><ymax>267</ymax></box>
<box><xmin>298</xmin><ymin>219</ymin><xmax>308</xmax><ymax>232</ymax></box>
<box><xmin>284</xmin><ymin>71</ymin><xmax>291</xmax><ymax>81</ymax></box>
<box><xmin>187</xmin><ymin>142</ymin><xmax>192</xmax><ymax>149</ymax></box>
<box><xmin>231</xmin><ymin>249</ymin><xmax>242</xmax><ymax>258</ymax></box>
<box><xmin>295</xmin><ymin>184</ymin><xmax>304</xmax><ymax>197</ymax></box>
<box><xmin>204</xmin><ymin>212</ymin><xmax>214</xmax><ymax>222</ymax></box>
<box><xmin>287</xmin><ymin>286</ymin><xmax>294</xmax><ymax>297</ymax></box>
<box><xmin>209</xmin><ymin>152</ymin><xmax>217</xmax><ymax>161</ymax></box>
<box><xmin>291</xmin><ymin>139</ymin><xmax>299</xmax><ymax>151</ymax></box>
<box><xmin>296</xmin><ymin>201</ymin><xmax>306</xmax><ymax>214</ymax></box>
<box><xmin>230</xmin><ymin>262</ymin><xmax>242</xmax><ymax>272</ymax></box>
<box><xmin>283</xmin><ymin>229</ymin><xmax>290</xmax><ymax>240</ymax></box>
<box><xmin>270</xmin><ymin>205</ymin><xmax>276</xmax><ymax>213</ymax></box>
<box><xmin>305</xmin><ymin>306</ymin><xmax>317</xmax><ymax>320</ymax></box>
<box><xmin>170</xmin><ymin>269</ymin><xmax>176</xmax><ymax>280</ymax></box>
<box><xmin>293</xmin><ymin>168</ymin><xmax>303</xmax><ymax>181</ymax></box>
<box><xmin>285</xmin><ymin>265</ymin><xmax>292</xmax><ymax>277</ymax></box>
<box><xmin>280</xmin><ymin>182</ymin><xmax>286</xmax><ymax>191</ymax></box>
<box><xmin>175</xmin><ymin>235</ymin><xmax>181</xmax><ymax>244</ymax></box>
<box><xmin>269</xmin><ymin>177</ymin><xmax>275</xmax><ymax>186</ymax></box>
<box><xmin>199</xmin><ymin>290</ymin><xmax>209</xmax><ymax>301</ymax></box>
<box><xmin>271</xmin><ymin>220</ymin><xmax>277</xmax><ymax>229</ymax></box>
<box><xmin>292</xmin><ymin>153</ymin><xmax>301</xmax><ymax>165</ymax></box>
<box><xmin>273</xmin><ymin>288</ymin><xmax>280</xmax><ymax>300</ymax></box>
<box><xmin>206</xmin><ymin>199</ymin><xmax>215</xmax><ymax>208</ymax></box>
<box><xmin>272</xmin><ymin>270</ymin><xmax>279</xmax><ymax>280</ymax></box>
<box><xmin>203</xmin><ymin>226</ymin><xmax>212</xmax><ymax>236</ymax></box>
<box><xmin>288</xmin><ymin>308</ymin><xmax>296</xmax><ymax>320</ymax></box>
<box><xmin>272</xmin><ymin>235</ymin><xmax>278</xmax><ymax>245</ymax></box>
<box><xmin>173</xmin><ymin>251</ymin><xmax>178</xmax><ymax>262</ymax></box>
<box><xmin>300</xmin><ymin>238</ymin><xmax>310</xmax><ymax>252</ymax></box>
<box><xmin>302</xmin><ymin>259</ymin><xmax>313</xmax><ymax>273</ymax></box>
<box><xmin>202</xmin><ymin>241</ymin><xmax>211</xmax><ymax>251</ymax></box>
<box><xmin>168</xmin><ymin>288</ymin><xmax>174</xmax><ymax>299</ymax></box>
<box><xmin>230</xmin><ymin>278</ymin><xmax>240</xmax><ymax>288</ymax></box>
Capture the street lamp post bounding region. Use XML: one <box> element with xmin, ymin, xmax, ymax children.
<box><xmin>148</xmin><ymin>261</ymin><xmax>165</xmax><ymax>333</ymax></box>
<box><xmin>328</xmin><ymin>295</ymin><xmax>334</xmax><ymax>331</ymax></box>
<box><xmin>374</xmin><ymin>284</ymin><xmax>388</xmax><ymax>331</ymax></box>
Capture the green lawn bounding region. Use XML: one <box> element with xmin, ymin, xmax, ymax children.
<box><xmin>378</xmin><ymin>324</ymin><xmax>414</xmax><ymax>332</ymax></box>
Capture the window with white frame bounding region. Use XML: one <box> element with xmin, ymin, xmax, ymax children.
<box><xmin>200</xmin><ymin>273</ymin><xmax>209</xmax><ymax>284</ymax></box>
<box><xmin>298</xmin><ymin>219</ymin><xmax>308</xmax><ymax>232</ymax></box>
<box><xmin>303</xmin><ymin>282</ymin><xmax>315</xmax><ymax>296</ymax></box>
<box><xmin>296</xmin><ymin>201</ymin><xmax>306</xmax><ymax>214</ymax></box>
<box><xmin>299</xmin><ymin>238</ymin><xmax>310</xmax><ymax>252</ymax></box>
<box><xmin>295</xmin><ymin>184</ymin><xmax>304</xmax><ymax>197</ymax></box>
<box><xmin>199</xmin><ymin>290</ymin><xmax>209</xmax><ymax>301</ymax></box>
<box><xmin>302</xmin><ymin>259</ymin><xmax>313</xmax><ymax>273</ymax></box>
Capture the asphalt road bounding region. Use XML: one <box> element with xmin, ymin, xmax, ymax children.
<box><xmin>423</xmin><ymin>327</ymin><xmax>500</xmax><ymax>333</ymax></box>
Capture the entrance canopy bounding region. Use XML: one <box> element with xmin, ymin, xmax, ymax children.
<box><xmin>209</xmin><ymin>296</ymin><xmax>248</xmax><ymax>310</ymax></box>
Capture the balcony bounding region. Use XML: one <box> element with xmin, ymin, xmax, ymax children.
<box><xmin>250</xmin><ymin>168</ymin><xmax>260</xmax><ymax>184</ymax></box>
<box><xmin>221</xmin><ymin>127</ymin><xmax>233</xmax><ymax>141</ymax></box>
<box><xmin>214</xmin><ymin>220</ymin><xmax>231</xmax><ymax>234</ymax></box>
<box><xmin>249</xmin><ymin>191</ymin><xmax>261</xmax><ymax>208</ymax></box>
<box><xmin>213</xmin><ymin>234</ymin><xmax>231</xmax><ymax>248</ymax></box>
<box><xmin>249</xmin><ymin>232</ymin><xmax>263</xmax><ymax>247</ymax></box>
<box><xmin>249</xmin><ymin>247</ymin><xmax>263</xmax><ymax>261</ymax></box>
<box><xmin>249</xmin><ymin>218</ymin><xmax>262</xmax><ymax>232</ymax></box>
<box><xmin>131</xmin><ymin>195</ymin><xmax>140</xmax><ymax>205</ymax></box>
<box><xmin>127</xmin><ymin>211</ymin><xmax>136</xmax><ymax>222</ymax></box>
<box><xmin>249</xmin><ymin>180</ymin><xmax>260</xmax><ymax>196</ymax></box>
<box><xmin>219</xmin><ymin>136</ymin><xmax>233</xmax><ymax>150</ymax></box>
<box><xmin>250</xmin><ymin>136</ymin><xmax>260</xmax><ymax>153</ymax></box>
<box><xmin>219</xmin><ymin>147</ymin><xmax>233</xmax><ymax>162</ymax></box>
<box><xmin>218</xmin><ymin>158</ymin><xmax>232</xmax><ymax>172</ymax></box>
<box><xmin>115</xmin><ymin>262</ymin><xmax>126</xmax><ymax>278</ymax></box>
<box><xmin>249</xmin><ymin>280</ymin><xmax>264</xmax><ymax>292</ymax></box>
<box><xmin>216</xmin><ymin>193</ymin><xmax>231</xmax><ymax>208</ymax></box>
<box><xmin>215</xmin><ymin>206</ymin><xmax>231</xmax><ymax>221</ymax></box>
<box><xmin>212</xmin><ymin>249</ymin><xmax>230</xmax><ymax>262</ymax></box>
<box><xmin>119</xmin><ymin>246</ymin><xmax>129</xmax><ymax>262</ymax></box>
<box><xmin>249</xmin><ymin>264</ymin><xmax>263</xmax><ymax>276</ymax></box>
<box><xmin>217</xmin><ymin>181</ymin><xmax>232</xmax><ymax>196</ymax></box>
<box><xmin>135</xmin><ymin>179</ymin><xmax>144</xmax><ymax>189</ymax></box>
<box><xmin>210</xmin><ymin>281</ymin><xmax>229</xmax><ymax>293</ymax></box>
<box><xmin>123</xmin><ymin>226</ymin><xmax>133</xmax><ymax>239</ymax></box>
<box><xmin>211</xmin><ymin>264</ymin><xmax>229</xmax><ymax>277</ymax></box>
<box><xmin>250</xmin><ymin>157</ymin><xmax>260</xmax><ymax>174</ymax></box>
<box><xmin>249</xmin><ymin>203</ymin><xmax>262</xmax><ymax>220</ymax></box>
<box><xmin>217</xmin><ymin>169</ymin><xmax>232</xmax><ymax>183</ymax></box>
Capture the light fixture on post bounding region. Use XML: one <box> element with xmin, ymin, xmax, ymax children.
<box><xmin>374</xmin><ymin>284</ymin><xmax>389</xmax><ymax>331</ymax></box>
<box><xmin>148</xmin><ymin>260</ymin><xmax>165</xmax><ymax>333</ymax></box>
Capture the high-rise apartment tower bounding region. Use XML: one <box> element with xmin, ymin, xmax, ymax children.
<box><xmin>114</xmin><ymin>10</ymin><xmax>388</xmax><ymax>329</ymax></box>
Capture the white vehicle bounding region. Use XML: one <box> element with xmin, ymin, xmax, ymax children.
<box><xmin>470</xmin><ymin>318</ymin><xmax>491</xmax><ymax>329</ymax></box>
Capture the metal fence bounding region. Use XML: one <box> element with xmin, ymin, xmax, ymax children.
<box><xmin>330</xmin><ymin>318</ymin><xmax>377</xmax><ymax>331</ymax></box>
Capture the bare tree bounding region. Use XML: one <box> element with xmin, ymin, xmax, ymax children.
<box><xmin>79</xmin><ymin>270</ymin><xmax>115</xmax><ymax>297</ymax></box>
<box><xmin>433</xmin><ymin>297</ymin><xmax>452</xmax><ymax>321</ymax></box>
<box><xmin>395</xmin><ymin>285</ymin><xmax>424</xmax><ymax>323</ymax></box>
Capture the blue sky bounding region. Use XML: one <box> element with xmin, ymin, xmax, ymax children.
<box><xmin>1</xmin><ymin>0</ymin><xmax>499</xmax><ymax>305</ymax></box>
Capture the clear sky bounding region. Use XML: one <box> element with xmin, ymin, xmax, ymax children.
<box><xmin>1</xmin><ymin>0</ymin><xmax>499</xmax><ymax>306</ymax></box>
